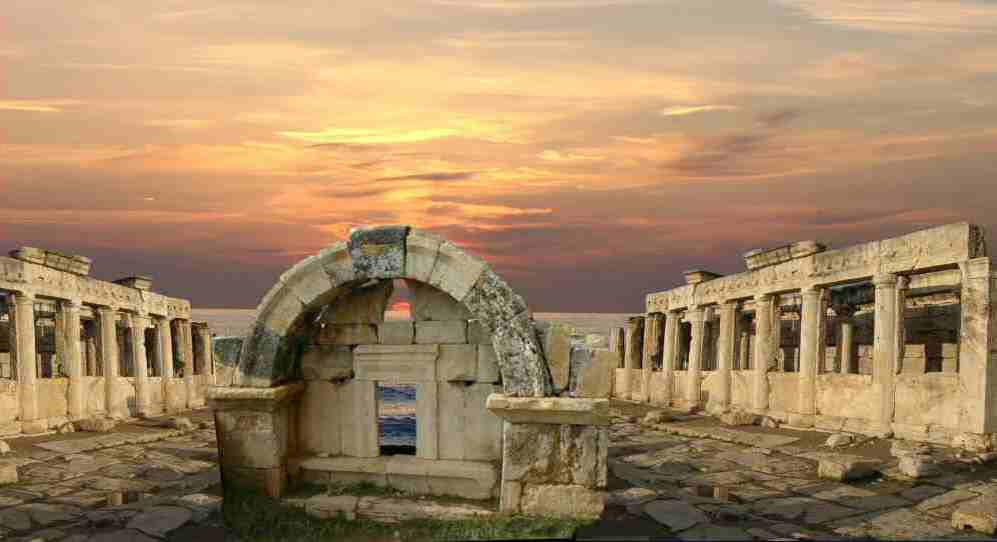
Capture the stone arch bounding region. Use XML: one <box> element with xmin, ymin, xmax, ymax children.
<box><xmin>236</xmin><ymin>226</ymin><xmax>552</xmax><ymax>397</ymax></box>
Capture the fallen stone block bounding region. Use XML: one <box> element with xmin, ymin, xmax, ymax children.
<box><xmin>818</xmin><ymin>454</ymin><xmax>882</xmax><ymax>481</ymax></box>
<box><xmin>572</xmin><ymin>348</ymin><xmax>617</xmax><ymax>398</ymax></box>
<box><xmin>175</xmin><ymin>493</ymin><xmax>223</xmax><ymax>522</ymax></box>
<box><xmin>0</xmin><ymin>440</ymin><xmax>9</xmax><ymax>456</ymax></box>
<box><xmin>825</xmin><ymin>433</ymin><xmax>853</xmax><ymax>448</ymax></box>
<box><xmin>297</xmin><ymin>494</ymin><xmax>359</xmax><ymax>520</ymax></box>
<box><xmin>606</xmin><ymin>487</ymin><xmax>659</xmax><ymax>507</ymax></box>
<box><xmin>56</xmin><ymin>422</ymin><xmax>76</xmax><ymax>434</ymax></box>
<box><xmin>76</xmin><ymin>418</ymin><xmax>117</xmax><ymax>433</ymax></box>
<box><xmin>720</xmin><ymin>410</ymin><xmax>758</xmax><ymax>427</ymax></box>
<box><xmin>165</xmin><ymin>417</ymin><xmax>195</xmax><ymax>431</ymax></box>
<box><xmin>536</xmin><ymin>321</ymin><xmax>573</xmax><ymax>393</ymax></box>
<box><xmin>126</xmin><ymin>505</ymin><xmax>193</xmax><ymax>538</ymax></box>
<box><xmin>357</xmin><ymin>496</ymin><xmax>494</xmax><ymax>523</ymax></box>
<box><xmin>759</xmin><ymin>416</ymin><xmax>779</xmax><ymax>428</ymax></box>
<box><xmin>952</xmin><ymin>497</ymin><xmax>997</xmax><ymax>535</ymax></box>
<box><xmin>890</xmin><ymin>439</ymin><xmax>931</xmax><ymax>458</ymax></box>
<box><xmin>643</xmin><ymin>499</ymin><xmax>707</xmax><ymax>532</ymax></box>
<box><xmin>899</xmin><ymin>455</ymin><xmax>940</xmax><ymax>479</ymax></box>
<box><xmin>642</xmin><ymin>410</ymin><xmax>673</xmax><ymax>426</ymax></box>
<box><xmin>0</xmin><ymin>460</ymin><xmax>17</xmax><ymax>485</ymax></box>
<box><xmin>519</xmin><ymin>484</ymin><xmax>605</xmax><ymax>519</ymax></box>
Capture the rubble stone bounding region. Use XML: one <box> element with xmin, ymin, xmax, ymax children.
<box><xmin>720</xmin><ymin>410</ymin><xmax>758</xmax><ymax>427</ymax></box>
<box><xmin>0</xmin><ymin>460</ymin><xmax>17</xmax><ymax>485</ymax></box>
<box><xmin>77</xmin><ymin>418</ymin><xmax>117</xmax><ymax>433</ymax></box>
<box><xmin>818</xmin><ymin>455</ymin><xmax>882</xmax><ymax>481</ymax></box>
<box><xmin>951</xmin><ymin>497</ymin><xmax>997</xmax><ymax>534</ymax></box>
<box><xmin>825</xmin><ymin>434</ymin><xmax>853</xmax><ymax>448</ymax></box>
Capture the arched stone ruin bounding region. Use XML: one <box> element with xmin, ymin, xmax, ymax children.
<box><xmin>208</xmin><ymin>226</ymin><xmax>611</xmax><ymax>519</ymax></box>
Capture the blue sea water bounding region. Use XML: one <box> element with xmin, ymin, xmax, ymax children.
<box><xmin>378</xmin><ymin>384</ymin><xmax>416</xmax><ymax>447</ymax></box>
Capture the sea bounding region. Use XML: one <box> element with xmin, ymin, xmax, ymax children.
<box><xmin>193</xmin><ymin>309</ymin><xmax>635</xmax><ymax>448</ymax></box>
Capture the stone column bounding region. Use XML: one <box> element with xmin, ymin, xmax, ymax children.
<box><xmin>182</xmin><ymin>319</ymin><xmax>195</xmax><ymax>409</ymax></box>
<box><xmin>196</xmin><ymin>325</ymin><xmax>214</xmax><ymax>383</ymax></box>
<box><xmin>752</xmin><ymin>294</ymin><xmax>774</xmax><ymax>413</ymax></box>
<box><xmin>609</xmin><ymin>327</ymin><xmax>624</xmax><ymax>355</ymax></box>
<box><xmin>131</xmin><ymin>313</ymin><xmax>151</xmax><ymax>417</ymax></box>
<box><xmin>711</xmin><ymin>301</ymin><xmax>737</xmax><ymax>414</ymax></box>
<box><xmin>958</xmin><ymin>258</ymin><xmax>995</xmax><ymax>436</ymax></box>
<box><xmin>685</xmin><ymin>307</ymin><xmax>706</xmax><ymax>407</ymax></box>
<box><xmin>158</xmin><ymin>317</ymin><xmax>175</xmax><ymax>412</ymax></box>
<box><xmin>622</xmin><ymin>317</ymin><xmax>644</xmax><ymax>401</ymax></box>
<box><xmin>661</xmin><ymin>310</ymin><xmax>681</xmax><ymax>406</ymax></box>
<box><xmin>61</xmin><ymin>299</ymin><xmax>85</xmax><ymax>420</ymax></box>
<box><xmin>98</xmin><ymin>306</ymin><xmax>123</xmax><ymax>418</ymax></box>
<box><xmin>837</xmin><ymin>306</ymin><xmax>855</xmax><ymax>374</ymax></box>
<box><xmin>872</xmin><ymin>274</ymin><xmax>900</xmax><ymax>436</ymax></box>
<box><xmin>12</xmin><ymin>291</ymin><xmax>43</xmax><ymax>433</ymax></box>
<box><xmin>641</xmin><ymin>313</ymin><xmax>664</xmax><ymax>403</ymax></box>
<box><xmin>794</xmin><ymin>286</ymin><xmax>826</xmax><ymax>428</ymax></box>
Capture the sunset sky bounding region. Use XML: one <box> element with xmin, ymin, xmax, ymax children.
<box><xmin>3</xmin><ymin>1</ymin><xmax>997</xmax><ymax>311</ymax></box>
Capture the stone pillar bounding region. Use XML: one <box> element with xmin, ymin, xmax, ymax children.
<box><xmin>685</xmin><ymin>307</ymin><xmax>706</xmax><ymax>407</ymax></box>
<box><xmin>98</xmin><ymin>306</ymin><xmax>123</xmax><ymax>418</ymax></box>
<box><xmin>182</xmin><ymin>319</ymin><xmax>195</xmax><ymax>409</ymax></box>
<box><xmin>12</xmin><ymin>291</ymin><xmax>44</xmax><ymax>433</ymax></box>
<box><xmin>958</xmin><ymin>258</ymin><xmax>995</xmax><ymax>437</ymax></box>
<box><xmin>794</xmin><ymin>286</ymin><xmax>826</xmax><ymax>428</ymax></box>
<box><xmin>158</xmin><ymin>317</ymin><xmax>175</xmax><ymax>412</ymax></box>
<box><xmin>837</xmin><ymin>306</ymin><xmax>855</xmax><ymax>374</ymax></box>
<box><xmin>196</xmin><ymin>325</ymin><xmax>214</xmax><ymax>383</ymax></box>
<box><xmin>872</xmin><ymin>274</ymin><xmax>900</xmax><ymax>436</ymax></box>
<box><xmin>61</xmin><ymin>299</ymin><xmax>85</xmax><ymax>420</ymax></box>
<box><xmin>752</xmin><ymin>294</ymin><xmax>774</xmax><ymax>414</ymax></box>
<box><xmin>131</xmin><ymin>313</ymin><xmax>151</xmax><ymax>417</ymax></box>
<box><xmin>711</xmin><ymin>301</ymin><xmax>737</xmax><ymax>414</ymax></box>
<box><xmin>641</xmin><ymin>313</ymin><xmax>664</xmax><ymax>403</ymax></box>
<box><xmin>660</xmin><ymin>310</ymin><xmax>681</xmax><ymax>406</ymax></box>
<box><xmin>609</xmin><ymin>327</ymin><xmax>624</xmax><ymax>355</ymax></box>
<box><xmin>622</xmin><ymin>317</ymin><xmax>644</xmax><ymax>401</ymax></box>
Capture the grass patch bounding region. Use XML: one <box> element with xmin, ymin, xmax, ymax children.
<box><xmin>222</xmin><ymin>486</ymin><xmax>590</xmax><ymax>542</ymax></box>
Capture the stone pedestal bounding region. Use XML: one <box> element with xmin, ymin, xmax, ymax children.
<box><xmin>486</xmin><ymin>394</ymin><xmax>608</xmax><ymax>519</ymax></box>
<box><xmin>207</xmin><ymin>383</ymin><xmax>304</xmax><ymax>498</ymax></box>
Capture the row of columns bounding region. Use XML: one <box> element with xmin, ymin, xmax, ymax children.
<box><xmin>6</xmin><ymin>290</ymin><xmax>204</xmax><ymax>433</ymax></box>
<box><xmin>627</xmin><ymin>273</ymin><xmax>909</xmax><ymax>434</ymax></box>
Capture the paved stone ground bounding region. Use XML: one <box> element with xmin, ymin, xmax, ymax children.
<box><xmin>7</xmin><ymin>402</ymin><xmax>997</xmax><ymax>541</ymax></box>
<box><xmin>0</xmin><ymin>409</ymin><xmax>228</xmax><ymax>541</ymax></box>
<box><xmin>600</xmin><ymin>400</ymin><xmax>997</xmax><ymax>541</ymax></box>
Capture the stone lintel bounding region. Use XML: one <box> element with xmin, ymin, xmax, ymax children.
<box><xmin>683</xmin><ymin>269</ymin><xmax>723</xmax><ymax>285</ymax></box>
<box><xmin>113</xmin><ymin>275</ymin><xmax>154</xmax><ymax>291</ymax></box>
<box><xmin>206</xmin><ymin>382</ymin><xmax>305</xmax><ymax>411</ymax></box>
<box><xmin>485</xmin><ymin>394</ymin><xmax>611</xmax><ymax>426</ymax></box>
<box><xmin>353</xmin><ymin>344</ymin><xmax>439</xmax><ymax>382</ymax></box>
<box><xmin>744</xmin><ymin>240</ymin><xmax>825</xmax><ymax>271</ymax></box>
<box><xmin>9</xmin><ymin>246</ymin><xmax>93</xmax><ymax>275</ymax></box>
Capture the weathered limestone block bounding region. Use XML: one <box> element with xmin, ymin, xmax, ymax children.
<box><xmin>238</xmin><ymin>282</ymin><xmax>306</xmax><ymax>386</ymax></box>
<box><xmin>424</xmin><ymin>458</ymin><xmax>499</xmax><ymax>499</ymax></box>
<box><xmin>487</xmin><ymin>395</ymin><xmax>612</xmax><ymax>426</ymax></box>
<box><xmin>318</xmin><ymin>242</ymin><xmax>356</xmax><ymax>286</ymax></box>
<box><xmin>319</xmin><ymin>324</ymin><xmax>378</xmax><ymax>345</ymax></box>
<box><xmin>818</xmin><ymin>454</ymin><xmax>882</xmax><ymax>481</ymax></box>
<box><xmin>414</xmin><ymin>320</ymin><xmax>467</xmax><ymax>344</ymax></box>
<box><xmin>295</xmin><ymin>494</ymin><xmax>359</xmax><ymax>520</ymax></box>
<box><xmin>468</xmin><ymin>320</ymin><xmax>491</xmax><ymax>344</ymax></box>
<box><xmin>300</xmin><ymin>345</ymin><xmax>353</xmax><ymax>380</ymax></box>
<box><xmin>501</xmin><ymin>422</ymin><xmax>608</xmax><ymax>488</ymax></box>
<box><xmin>10</xmin><ymin>246</ymin><xmax>92</xmax><ymax>275</ymax></box>
<box><xmin>294</xmin><ymin>456</ymin><xmax>388</xmax><ymax>486</ymax></box>
<box><xmin>407</xmin><ymin>280</ymin><xmax>471</xmax><ymax>321</ymax></box>
<box><xmin>952</xmin><ymin>497</ymin><xmax>997</xmax><ymax>535</ymax></box>
<box><xmin>428</xmin><ymin>240</ymin><xmax>488</xmax><ymax>302</ymax></box>
<box><xmin>322</xmin><ymin>280</ymin><xmax>393</xmax><ymax>324</ymax></box>
<box><xmin>569</xmin><ymin>348</ymin><xmax>616</xmax><ymax>398</ymax></box>
<box><xmin>642</xmin><ymin>410</ymin><xmax>673</xmax><ymax>425</ymax></box>
<box><xmin>340</xmin><ymin>380</ymin><xmax>379</xmax><ymax>458</ymax></box>
<box><xmin>720</xmin><ymin>410</ymin><xmax>759</xmax><ymax>427</ymax></box>
<box><xmin>114</xmin><ymin>275</ymin><xmax>153</xmax><ymax>290</ymax></box>
<box><xmin>76</xmin><ymin>417</ymin><xmax>116</xmax><ymax>433</ymax></box>
<box><xmin>890</xmin><ymin>440</ymin><xmax>932</xmax><ymax>458</ymax></box>
<box><xmin>298</xmin><ymin>380</ymin><xmax>343</xmax><ymax>456</ymax></box>
<box><xmin>537</xmin><ymin>322</ymin><xmax>572</xmax><ymax>393</ymax></box>
<box><xmin>519</xmin><ymin>484</ymin><xmax>605</xmax><ymax>519</ymax></box>
<box><xmin>438</xmin><ymin>344</ymin><xmax>477</xmax><ymax>382</ymax></box>
<box><xmin>953</xmin><ymin>433</ymin><xmax>997</xmax><ymax>453</ymax></box>
<box><xmin>462</xmin><ymin>268</ymin><xmax>529</xmax><ymax>333</ymax></box>
<box><xmin>491</xmin><ymin>313</ymin><xmax>552</xmax><ymax>397</ymax></box>
<box><xmin>358</xmin><ymin>496</ymin><xmax>494</xmax><ymax>523</ymax></box>
<box><xmin>378</xmin><ymin>321</ymin><xmax>414</xmax><ymax>345</ymax></box>
<box><xmin>279</xmin><ymin>254</ymin><xmax>336</xmax><ymax>307</ymax></box>
<box><xmin>348</xmin><ymin>225</ymin><xmax>408</xmax><ymax>280</ymax></box>
<box><xmin>216</xmin><ymin>409</ymin><xmax>286</xmax><ymax>469</ymax></box>
<box><xmin>825</xmin><ymin>434</ymin><xmax>854</xmax><ymax>448</ymax></box>
<box><xmin>477</xmin><ymin>345</ymin><xmax>501</xmax><ymax>384</ymax></box>
<box><xmin>166</xmin><ymin>416</ymin><xmax>194</xmax><ymax>430</ymax></box>
<box><xmin>438</xmin><ymin>382</ymin><xmax>502</xmax><ymax>461</ymax></box>
<box><xmin>899</xmin><ymin>455</ymin><xmax>940</xmax><ymax>478</ymax></box>
<box><xmin>405</xmin><ymin>230</ymin><xmax>445</xmax><ymax>283</ymax></box>
<box><xmin>0</xmin><ymin>460</ymin><xmax>16</xmax><ymax>485</ymax></box>
<box><xmin>354</xmin><ymin>345</ymin><xmax>438</xmax><ymax>382</ymax></box>
<box><xmin>0</xmin><ymin>440</ymin><xmax>9</xmax><ymax>456</ymax></box>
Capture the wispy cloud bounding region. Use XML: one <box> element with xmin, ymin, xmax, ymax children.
<box><xmin>779</xmin><ymin>0</ymin><xmax>997</xmax><ymax>34</ymax></box>
<box><xmin>280</xmin><ymin>128</ymin><xmax>459</xmax><ymax>145</ymax></box>
<box><xmin>538</xmin><ymin>150</ymin><xmax>605</xmax><ymax>162</ymax></box>
<box><xmin>661</xmin><ymin>104</ymin><xmax>739</xmax><ymax>117</ymax></box>
<box><xmin>0</xmin><ymin>100</ymin><xmax>83</xmax><ymax>113</ymax></box>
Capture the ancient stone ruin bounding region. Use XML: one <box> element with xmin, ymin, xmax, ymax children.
<box><xmin>613</xmin><ymin>222</ymin><xmax>997</xmax><ymax>450</ymax></box>
<box><xmin>207</xmin><ymin>226</ymin><xmax>611</xmax><ymax>518</ymax></box>
<box><xmin>0</xmin><ymin>246</ymin><xmax>214</xmax><ymax>435</ymax></box>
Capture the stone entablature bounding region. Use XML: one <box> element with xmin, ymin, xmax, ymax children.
<box><xmin>647</xmin><ymin>222</ymin><xmax>984</xmax><ymax>312</ymax></box>
<box><xmin>0</xmin><ymin>255</ymin><xmax>190</xmax><ymax>319</ymax></box>
<box><xmin>9</xmin><ymin>247</ymin><xmax>92</xmax><ymax>276</ymax></box>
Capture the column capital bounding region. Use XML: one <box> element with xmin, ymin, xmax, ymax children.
<box><xmin>61</xmin><ymin>298</ymin><xmax>83</xmax><ymax>310</ymax></box>
<box><xmin>12</xmin><ymin>290</ymin><xmax>36</xmax><ymax>305</ymax></box>
<box><xmin>800</xmin><ymin>284</ymin><xmax>825</xmax><ymax>296</ymax></box>
<box><xmin>684</xmin><ymin>306</ymin><xmax>706</xmax><ymax>322</ymax></box>
<box><xmin>832</xmin><ymin>304</ymin><xmax>856</xmax><ymax>318</ymax></box>
<box><xmin>719</xmin><ymin>299</ymin><xmax>739</xmax><ymax>309</ymax></box>
<box><xmin>896</xmin><ymin>275</ymin><xmax>910</xmax><ymax>290</ymax></box>
<box><xmin>872</xmin><ymin>273</ymin><xmax>898</xmax><ymax>287</ymax></box>
<box><xmin>754</xmin><ymin>293</ymin><xmax>773</xmax><ymax>302</ymax></box>
<box><xmin>96</xmin><ymin>305</ymin><xmax>118</xmax><ymax>315</ymax></box>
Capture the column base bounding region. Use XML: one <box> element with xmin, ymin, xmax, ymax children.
<box><xmin>787</xmin><ymin>414</ymin><xmax>815</xmax><ymax>428</ymax></box>
<box><xmin>21</xmin><ymin>419</ymin><xmax>48</xmax><ymax>434</ymax></box>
